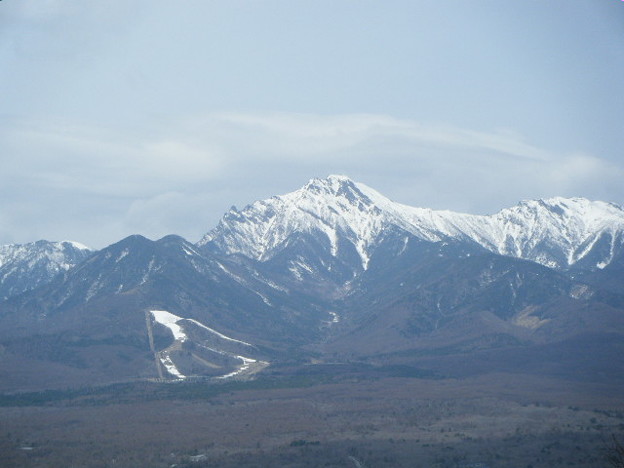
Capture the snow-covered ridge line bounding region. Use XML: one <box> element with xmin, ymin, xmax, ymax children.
<box><xmin>0</xmin><ymin>240</ymin><xmax>93</xmax><ymax>268</ymax></box>
<box><xmin>0</xmin><ymin>240</ymin><xmax>94</xmax><ymax>300</ymax></box>
<box><xmin>0</xmin><ymin>239</ymin><xmax>92</xmax><ymax>250</ymax></box>
<box><xmin>199</xmin><ymin>175</ymin><xmax>624</xmax><ymax>271</ymax></box>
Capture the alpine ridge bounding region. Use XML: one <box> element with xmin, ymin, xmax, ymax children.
<box><xmin>199</xmin><ymin>175</ymin><xmax>624</xmax><ymax>272</ymax></box>
<box><xmin>0</xmin><ymin>240</ymin><xmax>92</xmax><ymax>301</ymax></box>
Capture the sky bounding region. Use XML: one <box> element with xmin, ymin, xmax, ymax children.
<box><xmin>1</xmin><ymin>0</ymin><xmax>623</xmax><ymax>248</ymax></box>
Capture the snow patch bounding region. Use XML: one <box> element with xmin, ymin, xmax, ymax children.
<box><xmin>184</xmin><ymin>318</ymin><xmax>253</xmax><ymax>346</ymax></box>
<box><xmin>323</xmin><ymin>311</ymin><xmax>340</xmax><ymax>326</ymax></box>
<box><xmin>182</xmin><ymin>245</ymin><xmax>198</xmax><ymax>257</ymax></box>
<box><xmin>140</xmin><ymin>258</ymin><xmax>156</xmax><ymax>284</ymax></box>
<box><xmin>160</xmin><ymin>352</ymin><xmax>185</xmax><ymax>379</ymax></box>
<box><xmin>116</xmin><ymin>249</ymin><xmax>129</xmax><ymax>263</ymax></box>
<box><xmin>61</xmin><ymin>240</ymin><xmax>92</xmax><ymax>251</ymax></box>
<box><xmin>216</xmin><ymin>356</ymin><xmax>258</xmax><ymax>380</ymax></box>
<box><xmin>151</xmin><ymin>310</ymin><xmax>187</xmax><ymax>341</ymax></box>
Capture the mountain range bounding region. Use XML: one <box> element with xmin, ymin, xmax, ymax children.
<box><xmin>1</xmin><ymin>175</ymin><xmax>623</xmax><ymax>391</ymax></box>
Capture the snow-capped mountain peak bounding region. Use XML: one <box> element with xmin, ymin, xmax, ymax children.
<box><xmin>199</xmin><ymin>175</ymin><xmax>387</xmax><ymax>268</ymax></box>
<box><xmin>199</xmin><ymin>176</ymin><xmax>624</xmax><ymax>272</ymax></box>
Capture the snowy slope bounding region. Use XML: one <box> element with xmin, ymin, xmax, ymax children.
<box><xmin>150</xmin><ymin>309</ymin><xmax>263</xmax><ymax>380</ymax></box>
<box><xmin>0</xmin><ymin>240</ymin><xmax>92</xmax><ymax>300</ymax></box>
<box><xmin>199</xmin><ymin>175</ymin><xmax>624</xmax><ymax>271</ymax></box>
<box><xmin>359</xmin><ymin>185</ymin><xmax>624</xmax><ymax>269</ymax></box>
<box><xmin>199</xmin><ymin>175</ymin><xmax>391</xmax><ymax>269</ymax></box>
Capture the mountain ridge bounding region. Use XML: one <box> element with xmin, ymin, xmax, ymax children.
<box><xmin>199</xmin><ymin>175</ymin><xmax>624</xmax><ymax>272</ymax></box>
<box><xmin>1</xmin><ymin>175</ymin><xmax>624</xmax><ymax>390</ymax></box>
<box><xmin>0</xmin><ymin>240</ymin><xmax>93</xmax><ymax>301</ymax></box>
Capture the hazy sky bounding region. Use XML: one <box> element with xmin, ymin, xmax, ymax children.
<box><xmin>2</xmin><ymin>0</ymin><xmax>623</xmax><ymax>248</ymax></box>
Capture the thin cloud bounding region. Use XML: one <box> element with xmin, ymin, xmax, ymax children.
<box><xmin>187</xmin><ymin>112</ymin><xmax>555</xmax><ymax>163</ymax></box>
<box><xmin>1</xmin><ymin>112</ymin><xmax>623</xmax><ymax>247</ymax></box>
<box><xmin>2</xmin><ymin>119</ymin><xmax>222</xmax><ymax>197</ymax></box>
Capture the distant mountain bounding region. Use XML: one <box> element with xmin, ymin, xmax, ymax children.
<box><xmin>0</xmin><ymin>240</ymin><xmax>92</xmax><ymax>301</ymax></box>
<box><xmin>1</xmin><ymin>175</ymin><xmax>624</xmax><ymax>391</ymax></box>
<box><xmin>199</xmin><ymin>175</ymin><xmax>624</xmax><ymax>273</ymax></box>
<box><xmin>329</xmin><ymin>241</ymin><xmax>624</xmax><ymax>357</ymax></box>
<box><xmin>0</xmin><ymin>234</ymin><xmax>328</xmax><ymax>389</ymax></box>
<box><xmin>196</xmin><ymin>175</ymin><xmax>624</xmax><ymax>376</ymax></box>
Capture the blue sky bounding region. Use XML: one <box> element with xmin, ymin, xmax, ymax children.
<box><xmin>1</xmin><ymin>0</ymin><xmax>623</xmax><ymax>247</ymax></box>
